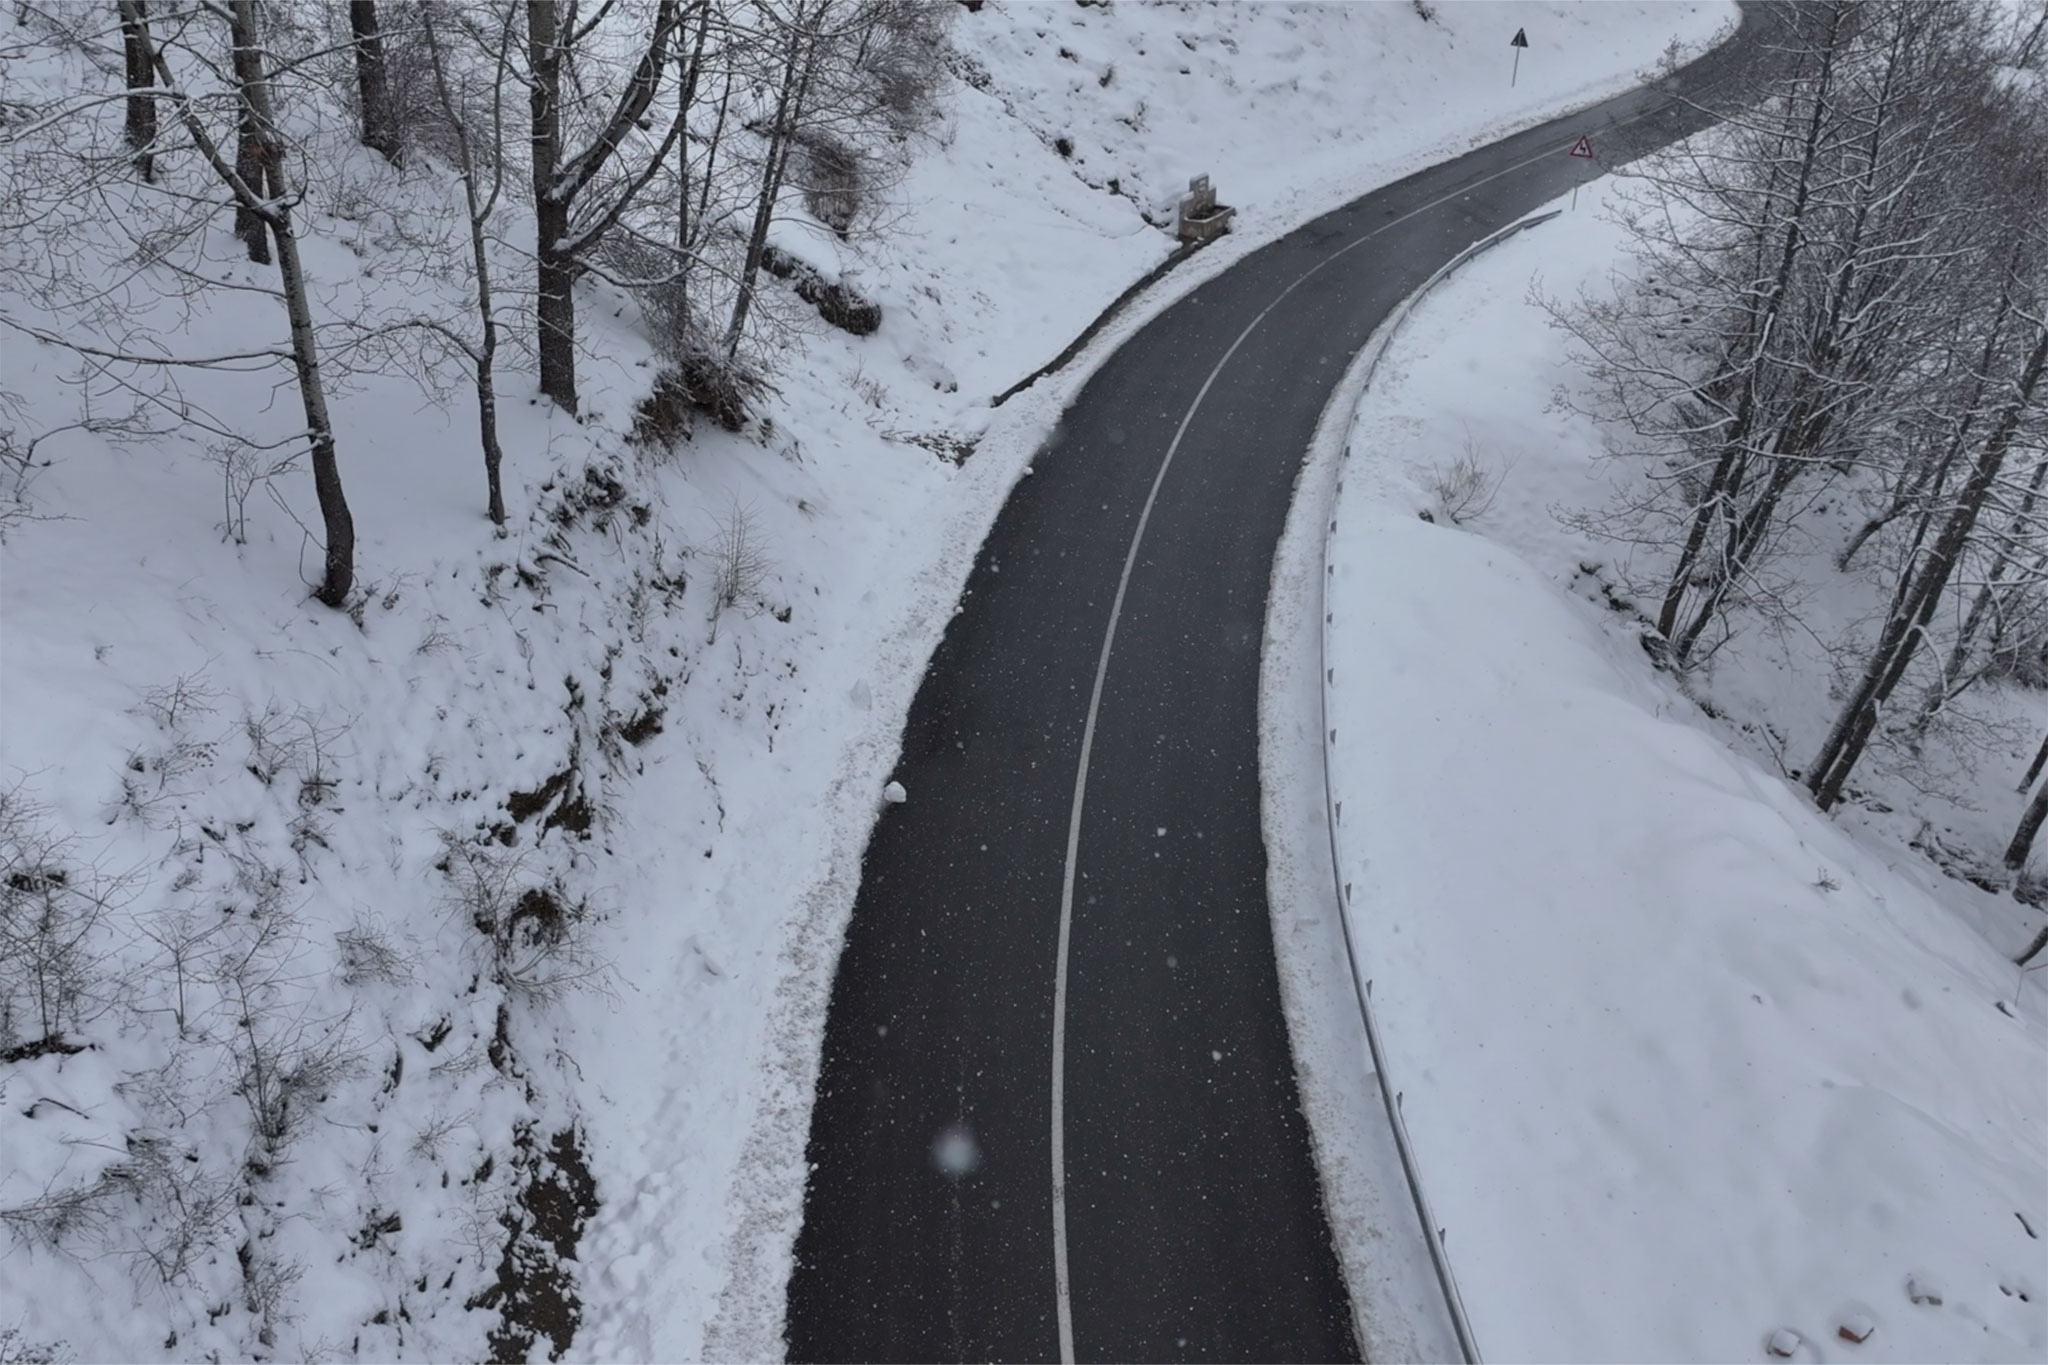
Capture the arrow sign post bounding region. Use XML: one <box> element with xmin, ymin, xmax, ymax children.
<box><xmin>1510</xmin><ymin>27</ymin><xmax>1528</xmax><ymax>86</ymax></box>
<box><xmin>1568</xmin><ymin>133</ymin><xmax>1595</xmax><ymax>210</ymax></box>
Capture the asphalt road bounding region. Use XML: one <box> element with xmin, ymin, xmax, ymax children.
<box><xmin>787</xmin><ymin>16</ymin><xmax>1775</xmax><ymax>1363</ymax></box>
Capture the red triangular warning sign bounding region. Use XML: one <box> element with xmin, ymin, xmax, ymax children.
<box><xmin>1569</xmin><ymin>134</ymin><xmax>1596</xmax><ymax>159</ymax></box>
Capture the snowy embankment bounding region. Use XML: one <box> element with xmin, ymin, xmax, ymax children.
<box><xmin>1304</xmin><ymin>177</ymin><xmax>2048</xmax><ymax>1362</ymax></box>
<box><xmin>2</xmin><ymin>5</ymin><xmax>1729</xmax><ymax>1361</ymax></box>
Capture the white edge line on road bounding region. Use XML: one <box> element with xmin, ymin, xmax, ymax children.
<box><xmin>1051</xmin><ymin>103</ymin><xmax>1663</xmax><ymax>1361</ymax></box>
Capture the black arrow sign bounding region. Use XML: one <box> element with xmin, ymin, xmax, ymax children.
<box><xmin>1511</xmin><ymin>27</ymin><xmax>1528</xmax><ymax>47</ymax></box>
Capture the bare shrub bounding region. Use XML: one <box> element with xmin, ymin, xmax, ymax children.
<box><xmin>1427</xmin><ymin>439</ymin><xmax>1505</xmax><ymax>525</ymax></box>
<box><xmin>203</xmin><ymin>905</ymin><xmax>361</xmax><ymax>1161</ymax></box>
<box><xmin>632</xmin><ymin>347</ymin><xmax>769</xmax><ymax>445</ymax></box>
<box><xmin>133</xmin><ymin>672</ymin><xmax>222</xmax><ymax>732</ymax></box>
<box><xmin>597</xmin><ymin>235</ymin><xmax>699</xmax><ymax>362</ymax></box>
<box><xmin>0</xmin><ymin>1171</ymin><xmax>129</xmax><ymax>1252</ymax></box>
<box><xmin>0</xmin><ymin>789</ymin><xmax>120</xmax><ymax>1058</ymax></box>
<box><xmin>854</xmin><ymin>0</ymin><xmax>954</xmax><ymax>139</ymax></box>
<box><xmin>135</xmin><ymin>905</ymin><xmax>229</xmax><ymax>1040</ymax></box>
<box><xmin>796</xmin><ymin>133</ymin><xmax>867</xmax><ymax>236</ymax></box>
<box><xmin>710</xmin><ymin>498</ymin><xmax>771</xmax><ymax>613</ymax></box>
<box><xmin>123</xmin><ymin>1136</ymin><xmax>236</xmax><ymax>1285</ymax></box>
<box><xmin>440</xmin><ymin>837</ymin><xmax>608</xmax><ymax>1002</ymax></box>
<box><xmin>242</xmin><ymin>701</ymin><xmax>346</xmax><ymax>805</ymax></box>
<box><xmin>231</xmin><ymin>1011</ymin><xmax>360</xmax><ymax>1161</ymax></box>
<box><xmin>0</xmin><ymin>1327</ymin><xmax>68</xmax><ymax>1365</ymax></box>
<box><xmin>202</xmin><ymin>438</ymin><xmax>298</xmax><ymax>546</ymax></box>
<box><xmin>410</xmin><ymin>1109</ymin><xmax>473</xmax><ymax>1163</ymax></box>
<box><xmin>238</xmin><ymin>1241</ymin><xmax>304</xmax><ymax>1348</ymax></box>
<box><xmin>335</xmin><ymin>918</ymin><xmax>413</xmax><ymax>987</ymax></box>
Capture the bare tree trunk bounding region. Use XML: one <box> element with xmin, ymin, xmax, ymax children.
<box><xmin>527</xmin><ymin>0</ymin><xmax>576</xmax><ymax>411</ymax></box>
<box><xmin>726</xmin><ymin>5</ymin><xmax>822</xmax><ymax>357</ymax></box>
<box><xmin>672</xmin><ymin>4</ymin><xmax>713</xmax><ymax>326</ymax></box>
<box><xmin>1670</xmin><ymin>422</ymin><xmax>1819</xmax><ymax>662</ymax></box>
<box><xmin>231</xmin><ymin>5</ymin><xmax>273</xmax><ymax>265</ymax></box>
<box><xmin>235</xmin><ymin>0</ymin><xmax>353</xmax><ymax>604</ymax></box>
<box><xmin>2006</xmin><ymin>773</ymin><xmax>2048</xmax><ymax>870</ymax></box>
<box><xmin>1912</xmin><ymin>452</ymin><xmax>2048</xmax><ymax>735</ymax></box>
<box><xmin>2022</xmin><ymin>726</ymin><xmax>2048</xmax><ymax>793</ymax></box>
<box><xmin>423</xmin><ymin>3</ymin><xmax>508</xmax><ymax>525</ymax></box>
<box><xmin>687</xmin><ymin>66</ymin><xmax>736</xmax><ymax>323</ymax></box>
<box><xmin>349</xmin><ymin>0</ymin><xmax>404</xmax><ymax>167</ymax></box>
<box><xmin>120</xmin><ymin>0</ymin><xmax>156</xmax><ymax>182</ymax></box>
<box><xmin>279</xmin><ymin>228</ymin><xmax>355</xmax><ymax>606</ymax></box>
<box><xmin>120</xmin><ymin>0</ymin><xmax>356</xmax><ymax>605</ymax></box>
<box><xmin>526</xmin><ymin>0</ymin><xmax>685</xmax><ymax>411</ymax></box>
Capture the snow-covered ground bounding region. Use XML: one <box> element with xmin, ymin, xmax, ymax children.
<box><xmin>1304</xmin><ymin>175</ymin><xmax>2048</xmax><ymax>1363</ymax></box>
<box><xmin>2</xmin><ymin>4</ymin><xmax>1733</xmax><ymax>1360</ymax></box>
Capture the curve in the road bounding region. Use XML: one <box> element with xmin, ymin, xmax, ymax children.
<box><xmin>787</xmin><ymin>16</ymin><xmax>1774</xmax><ymax>1363</ymax></box>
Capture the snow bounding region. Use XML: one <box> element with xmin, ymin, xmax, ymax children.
<box><xmin>1</xmin><ymin>2</ymin><xmax>1736</xmax><ymax>1361</ymax></box>
<box><xmin>1302</xmin><ymin>174</ymin><xmax>2048</xmax><ymax>1362</ymax></box>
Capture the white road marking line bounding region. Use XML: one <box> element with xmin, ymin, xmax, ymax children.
<box><xmin>1050</xmin><ymin>107</ymin><xmax>1664</xmax><ymax>1362</ymax></box>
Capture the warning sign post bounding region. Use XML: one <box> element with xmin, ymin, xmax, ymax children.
<box><xmin>1568</xmin><ymin>134</ymin><xmax>1596</xmax><ymax>210</ymax></box>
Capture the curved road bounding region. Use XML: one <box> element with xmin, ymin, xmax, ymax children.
<box><xmin>788</xmin><ymin>16</ymin><xmax>1774</xmax><ymax>1363</ymax></box>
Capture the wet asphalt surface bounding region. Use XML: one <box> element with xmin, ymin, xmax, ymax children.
<box><xmin>786</xmin><ymin>16</ymin><xmax>1776</xmax><ymax>1363</ymax></box>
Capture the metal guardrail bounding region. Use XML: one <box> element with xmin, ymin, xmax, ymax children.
<box><xmin>1314</xmin><ymin>207</ymin><xmax>1561</xmax><ymax>1365</ymax></box>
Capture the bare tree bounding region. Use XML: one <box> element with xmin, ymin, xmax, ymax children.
<box><xmin>723</xmin><ymin>0</ymin><xmax>949</xmax><ymax>357</ymax></box>
<box><xmin>724</xmin><ymin>0</ymin><xmax>827</xmax><ymax>355</ymax></box>
<box><xmin>422</xmin><ymin>1</ymin><xmax>513</xmax><ymax>525</ymax></box>
<box><xmin>526</xmin><ymin>0</ymin><xmax>693</xmax><ymax>412</ymax></box>
<box><xmin>122</xmin><ymin>0</ymin><xmax>358</xmax><ymax>606</ymax></box>
<box><xmin>1806</xmin><ymin>55</ymin><xmax>2048</xmax><ymax>808</ymax></box>
<box><xmin>1810</xmin><ymin>313</ymin><xmax>2048</xmax><ymax>808</ymax></box>
<box><xmin>1555</xmin><ymin>1</ymin><xmax>1990</xmax><ymax>669</ymax></box>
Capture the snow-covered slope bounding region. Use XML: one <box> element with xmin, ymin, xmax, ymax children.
<box><xmin>1</xmin><ymin>4</ymin><xmax>1731</xmax><ymax>1360</ymax></box>
<box><xmin>1312</xmin><ymin>179</ymin><xmax>2048</xmax><ymax>1363</ymax></box>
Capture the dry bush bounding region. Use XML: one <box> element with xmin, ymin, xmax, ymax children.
<box><xmin>0</xmin><ymin>789</ymin><xmax>121</xmax><ymax>1059</ymax></box>
<box><xmin>440</xmin><ymin>836</ymin><xmax>608</xmax><ymax>1002</ymax></box>
<box><xmin>335</xmin><ymin>917</ymin><xmax>414</xmax><ymax>987</ymax></box>
<box><xmin>242</xmin><ymin>701</ymin><xmax>346</xmax><ymax>805</ymax></box>
<box><xmin>230</xmin><ymin>1010</ymin><xmax>361</xmax><ymax>1161</ymax></box>
<box><xmin>123</xmin><ymin>1136</ymin><xmax>237</xmax><ymax>1285</ymax></box>
<box><xmin>632</xmin><ymin>346</ymin><xmax>769</xmax><ymax>445</ymax></box>
<box><xmin>707</xmin><ymin>497</ymin><xmax>772</xmax><ymax>624</ymax></box>
<box><xmin>0</xmin><ymin>1327</ymin><xmax>68</xmax><ymax>1365</ymax></box>
<box><xmin>133</xmin><ymin>672</ymin><xmax>222</xmax><ymax>732</ymax></box>
<box><xmin>856</xmin><ymin>0</ymin><xmax>954</xmax><ymax>139</ymax></box>
<box><xmin>796</xmin><ymin>134</ymin><xmax>868</xmax><ymax>236</ymax></box>
<box><xmin>0</xmin><ymin>1171</ymin><xmax>129</xmax><ymax>1253</ymax></box>
<box><xmin>238</xmin><ymin>1242</ymin><xmax>304</xmax><ymax>1348</ymax></box>
<box><xmin>1428</xmin><ymin>439</ymin><xmax>1505</xmax><ymax>525</ymax></box>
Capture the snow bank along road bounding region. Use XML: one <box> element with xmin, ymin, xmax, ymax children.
<box><xmin>786</xmin><ymin>13</ymin><xmax>1779</xmax><ymax>1362</ymax></box>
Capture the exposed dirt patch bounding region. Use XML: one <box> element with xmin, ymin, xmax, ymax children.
<box><xmin>504</xmin><ymin>766</ymin><xmax>594</xmax><ymax>838</ymax></box>
<box><xmin>470</xmin><ymin>1124</ymin><xmax>599</xmax><ymax>1363</ymax></box>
